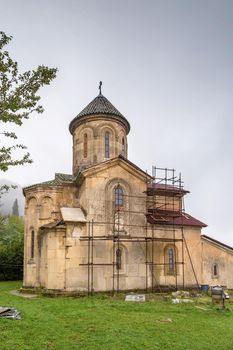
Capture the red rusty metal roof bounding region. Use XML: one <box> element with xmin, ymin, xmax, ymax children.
<box><xmin>146</xmin><ymin>183</ymin><xmax>189</xmax><ymax>196</ymax></box>
<box><xmin>146</xmin><ymin>211</ymin><xmax>207</xmax><ymax>227</ymax></box>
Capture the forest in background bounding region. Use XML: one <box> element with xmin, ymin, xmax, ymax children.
<box><xmin>0</xmin><ymin>214</ymin><xmax>24</xmax><ymax>280</ymax></box>
<box><xmin>0</xmin><ymin>180</ymin><xmax>24</xmax><ymax>216</ymax></box>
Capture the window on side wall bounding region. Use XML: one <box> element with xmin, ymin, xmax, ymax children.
<box><xmin>31</xmin><ymin>230</ymin><xmax>35</xmax><ymax>259</ymax></box>
<box><xmin>168</xmin><ymin>248</ymin><xmax>175</xmax><ymax>274</ymax></box>
<box><xmin>212</xmin><ymin>263</ymin><xmax>219</xmax><ymax>278</ymax></box>
<box><xmin>116</xmin><ymin>248</ymin><xmax>122</xmax><ymax>270</ymax></box>
<box><xmin>164</xmin><ymin>246</ymin><xmax>176</xmax><ymax>275</ymax></box>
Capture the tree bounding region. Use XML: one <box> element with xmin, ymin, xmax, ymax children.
<box><xmin>12</xmin><ymin>198</ymin><xmax>19</xmax><ymax>216</ymax></box>
<box><xmin>0</xmin><ymin>31</ymin><xmax>57</xmax><ymax>195</ymax></box>
<box><xmin>0</xmin><ymin>214</ymin><xmax>24</xmax><ymax>280</ymax></box>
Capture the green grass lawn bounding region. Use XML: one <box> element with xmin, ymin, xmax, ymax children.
<box><xmin>0</xmin><ymin>281</ymin><xmax>233</xmax><ymax>350</ymax></box>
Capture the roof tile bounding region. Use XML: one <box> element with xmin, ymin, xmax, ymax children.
<box><xmin>77</xmin><ymin>94</ymin><xmax>124</xmax><ymax>119</ymax></box>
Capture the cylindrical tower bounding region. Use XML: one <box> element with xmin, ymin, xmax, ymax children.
<box><xmin>69</xmin><ymin>85</ymin><xmax>130</xmax><ymax>175</ymax></box>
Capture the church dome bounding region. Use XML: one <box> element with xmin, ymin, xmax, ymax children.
<box><xmin>70</xmin><ymin>83</ymin><xmax>130</xmax><ymax>174</ymax></box>
<box><xmin>69</xmin><ymin>89</ymin><xmax>130</xmax><ymax>135</ymax></box>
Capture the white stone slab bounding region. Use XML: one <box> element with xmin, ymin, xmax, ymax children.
<box><xmin>61</xmin><ymin>207</ymin><xmax>87</xmax><ymax>223</ymax></box>
<box><xmin>125</xmin><ymin>294</ymin><xmax>145</xmax><ymax>302</ymax></box>
<box><xmin>72</xmin><ymin>227</ymin><xmax>80</xmax><ymax>238</ymax></box>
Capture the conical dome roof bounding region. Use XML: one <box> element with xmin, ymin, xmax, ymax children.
<box><xmin>69</xmin><ymin>92</ymin><xmax>130</xmax><ymax>134</ymax></box>
<box><xmin>77</xmin><ymin>94</ymin><xmax>124</xmax><ymax>119</ymax></box>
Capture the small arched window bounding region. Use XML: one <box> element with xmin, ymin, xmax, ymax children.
<box><xmin>168</xmin><ymin>248</ymin><xmax>175</xmax><ymax>274</ymax></box>
<box><xmin>115</xmin><ymin>186</ymin><xmax>124</xmax><ymax>207</ymax></box>
<box><xmin>105</xmin><ymin>131</ymin><xmax>110</xmax><ymax>158</ymax></box>
<box><xmin>116</xmin><ymin>248</ymin><xmax>122</xmax><ymax>270</ymax></box>
<box><xmin>31</xmin><ymin>230</ymin><xmax>35</xmax><ymax>259</ymax></box>
<box><xmin>83</xmin><ymin>133</ymin><xmax>88</xmax><ymax>158</ymax></box>
<box><xmin>164</xmin><ymin>246</ymin><xmax>176</xmax><ymax>275</ymax></box>
<box><xmin>213</xmin><ymin>263</ymin><xmax>218</xmax><ymax>277</ymax></box>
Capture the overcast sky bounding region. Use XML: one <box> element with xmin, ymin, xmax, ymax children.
<box><xmin>0</xmin><ymin>0</ymin><xmax>232</xmax><ymax>245</ymax></box>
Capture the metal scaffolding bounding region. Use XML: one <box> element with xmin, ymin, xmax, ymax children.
<box><xmin>79</xmin><ymin>166</ymin><xmax>199</xmax><ymax>294</ymax></box>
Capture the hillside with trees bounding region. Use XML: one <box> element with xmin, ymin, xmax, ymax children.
<box><xmin>0</xmin><ymin>179</ymin><xmax>24</xmax><ymax>216</ymax></box>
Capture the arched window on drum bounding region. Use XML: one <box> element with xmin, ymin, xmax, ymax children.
<box><xmin>83</xmin><ymin>133</ymin><xmax>88</xmax><ymax>158</ymax></box>
<box><xmin>121</xmin><ymin>137</ymin><xmax>125</xmax><ymax>156</ymax></box>
<box><xmin>105</xmin><ymin>131</ymin><xmax>110</xmax><ymax>159</ymax></box>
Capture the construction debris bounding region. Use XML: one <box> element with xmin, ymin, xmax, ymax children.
<box><xmin>0</xmin><ymin>307</ymin><xmax>21</xmax><ymax>320</ymax></box>
<box><xmin>172</xmin><ymin>298</ymin><xmax>193</xmax><ymax>304</ymax></box>
<box><xmin>172</xmin><ymin>291</ymin><xmax>190</xmax><ymax>298</ymax></box>
<box><xmin>157</xmin><ymin>318</ymin><xmax>173</xmax><ymax>323</ymax></box>
<box><xmin>125</xmin><ymin>294</ymin><xmax>145</xmax><ymax>302</ymax></box>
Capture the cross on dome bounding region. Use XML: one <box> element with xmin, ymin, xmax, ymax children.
<box><xmin>99</xmin><ymin>81</ymin><xmax>102</xmax><ymax>95</ymax></box>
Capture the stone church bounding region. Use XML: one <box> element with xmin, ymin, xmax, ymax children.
<box><xmin>23</xmin><ymin>84</ymin><xmax>233</xmax><ymax>292</ymax></box>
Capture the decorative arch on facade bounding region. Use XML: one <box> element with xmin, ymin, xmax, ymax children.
<box><xmin>39</xmin><ymin>196</ymin><xmax>53</xmax><ymax>220</ymax></box>
<box><xmin>27</xmin><ymin>196</ymin><xmax>38</xmax><ymax>208</ymax></box>
<box><xmin>96</xmin><ymin>122</ymin><xmax>118</xmax><ymax>138</ymax></box>
<box><xmin>27</xmin><ymin>197</ymin><xmax>38</xmax><ymax>223</ymax></box>
<box><xmin>74</xmin><ymin>125</ymin><xmax>95</xmax><ymax>142</ymax></box>
<box><xmin>164</xmin><ymin>244</ymin><xmax>178</xmax><ymax>275</ymax></box>
<box><xmin>105</xmin><ymin>178</ymin><xmax>131</xmax><ymax>209</ymax></box>
<box><xmin>105</xmin><ymin>178</ymin><xmax>132</xmax><ymax>235</ymax></box>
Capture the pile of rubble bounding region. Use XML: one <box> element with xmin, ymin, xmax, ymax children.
<box><xmin>171</xmin><ymin>290</ymin><xmax>194</xmax><ymax>304</ymax></box>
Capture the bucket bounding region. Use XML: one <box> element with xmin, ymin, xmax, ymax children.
<box><xmin>200</xmin><ymin>284</ymin><xmax>209</xmax><ymax>292</ymax></box>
